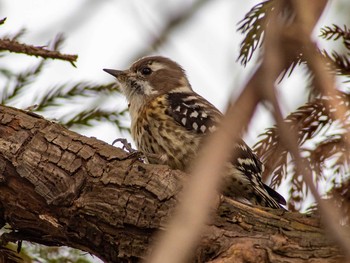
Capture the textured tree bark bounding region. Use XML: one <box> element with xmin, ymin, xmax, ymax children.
<box><xmin>0</xmin><ymin>105</ymin><xmax>344</xmax><ymax>262</ymax></box>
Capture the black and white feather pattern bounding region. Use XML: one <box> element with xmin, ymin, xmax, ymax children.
<box><xmin>165</xmin><ymin>91</ymin><xmax>286</xmax><ymax>208</ymax></box>
<box><xmin>166</xmin><ymin>92</ymin><xmax>218</xmax><ymax>134</ymax></box>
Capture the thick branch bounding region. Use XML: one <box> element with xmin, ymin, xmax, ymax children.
<box><xmin>0</xmin><ymin>105</ymin><xmax>344</xmax><ymax>262</ymax></box>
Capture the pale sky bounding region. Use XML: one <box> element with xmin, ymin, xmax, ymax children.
<box><xmin>1</xmin><ymin>0</ymin><xmax>343</xmax><ymax>144</ymax></box>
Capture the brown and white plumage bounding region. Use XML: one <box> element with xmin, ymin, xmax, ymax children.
<box><xmin>104</xmin><ymin>56</ymin><xmax>286</xmax><ymax>208</ymax></box>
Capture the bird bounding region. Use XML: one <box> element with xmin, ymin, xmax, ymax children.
<box><xmin>103</xmin><ymin>56</ymin><xmax>286</xmax><ymax>209</ymax></box>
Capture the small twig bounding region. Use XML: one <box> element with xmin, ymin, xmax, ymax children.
<box><xmin>0</xmin><ymin>17</ymin><xmax>6</xmax><ymax>25</ymax></box>
<box><xmin>0</xmin><ymin>38</ymin><xmax>78</xmax><ymax>65</ymax></box>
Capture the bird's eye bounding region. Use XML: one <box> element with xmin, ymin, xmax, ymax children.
<box><xmin>141</xmin><ymin>67</ymin><xmax>152</xmax><ymax>75</ymax></box>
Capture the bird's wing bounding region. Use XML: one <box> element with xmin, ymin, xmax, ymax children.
<box><xmin>165</xmin><ymin>91</ymin><xmax>286</xmax><ymax>206</ymax></box>
<box><xmin>166</xmin><ymin>92</ymin><xmax>221</xmax><ymax>134</ymax></box>
<box><xmin>166</xmin><ymin>92</ymin><xmax>263</xmax><ymax>173</ymax></box>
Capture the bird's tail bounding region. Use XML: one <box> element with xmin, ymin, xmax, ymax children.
<box><xmin>252</xmin><ymin>183</ymin><xmax>286</xmax><ymax>209</ymax></box>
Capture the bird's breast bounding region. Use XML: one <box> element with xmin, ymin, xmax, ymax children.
<box><xmin>131</xmin><ymin>98</ymin><xmax>202</xmax><ymax>170</ymax></box>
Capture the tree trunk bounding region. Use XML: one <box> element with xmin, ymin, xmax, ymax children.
<box><xmin>0</xmin><ymin>105</ymin><xmax>344</xmax><ymax>262</ymax></box>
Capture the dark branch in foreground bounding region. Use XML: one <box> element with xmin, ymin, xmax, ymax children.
<box><xmin>0</xmin><ymin>104</ymin><xmax>346</xmax><ymax>262</ymax></box>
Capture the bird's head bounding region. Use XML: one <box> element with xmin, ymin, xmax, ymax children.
<box><xmin>104</xmin><ymin>56</ymin><xmax>192</xmax><ymax>104</ymax></box>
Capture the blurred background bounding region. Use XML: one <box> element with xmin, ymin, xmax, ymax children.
<box><xmin>0</xmin><ymin>0</ymin><xmax>348</xmax><ymax>143</ymax></box>
<box><xmin>1</xmin><ymin>0</ymin><xmax>350</xmax><ymax>262</ymax></box>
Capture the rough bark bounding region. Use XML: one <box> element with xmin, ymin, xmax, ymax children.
<box><xmin>0</xmin><ymin>105</ymin><xmax>344</xmax><ymax>262</ymax></box>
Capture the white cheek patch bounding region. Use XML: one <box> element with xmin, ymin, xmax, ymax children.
<box><xmin>141</xmin><ymin>81</ymin><xmax>158</xmax><ymax>96</ymax></box>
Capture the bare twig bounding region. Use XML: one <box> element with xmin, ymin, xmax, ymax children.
<box><xmin>0</xmin><ymin>18</ymin><xmax>6</xmax><ymax>26</ymax></box>
<box><xmin>0</xmin><ymin>38</ymin><xmax>78</xmax><ymax>65</ymax></box>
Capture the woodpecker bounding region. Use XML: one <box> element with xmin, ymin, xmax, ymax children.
<box><xmin>104</xmin><ymin>56</ymin><xmax>286</xmax><ymax>208</ymax></box>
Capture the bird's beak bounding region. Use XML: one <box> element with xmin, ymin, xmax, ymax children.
<box><xmin>103</xmin><ymin>68</ymin><xmax>124</xmax><ymax>78</ymax></box>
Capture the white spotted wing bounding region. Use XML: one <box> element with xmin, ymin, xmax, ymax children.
<box><xmin>166</xmin><ymin>92</ymin><xmax>220</xmax><ymax>134</ymax></box>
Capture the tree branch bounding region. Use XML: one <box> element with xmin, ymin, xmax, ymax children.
<box><xmin>0</xmin><ymin>105</ymin><xmax>345</xmax><ymax>262</ymax></box>
<box><xmin>0</xmin><ymin>38</ymin><xmax>78</xmax><ymax>65</ymax></box>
